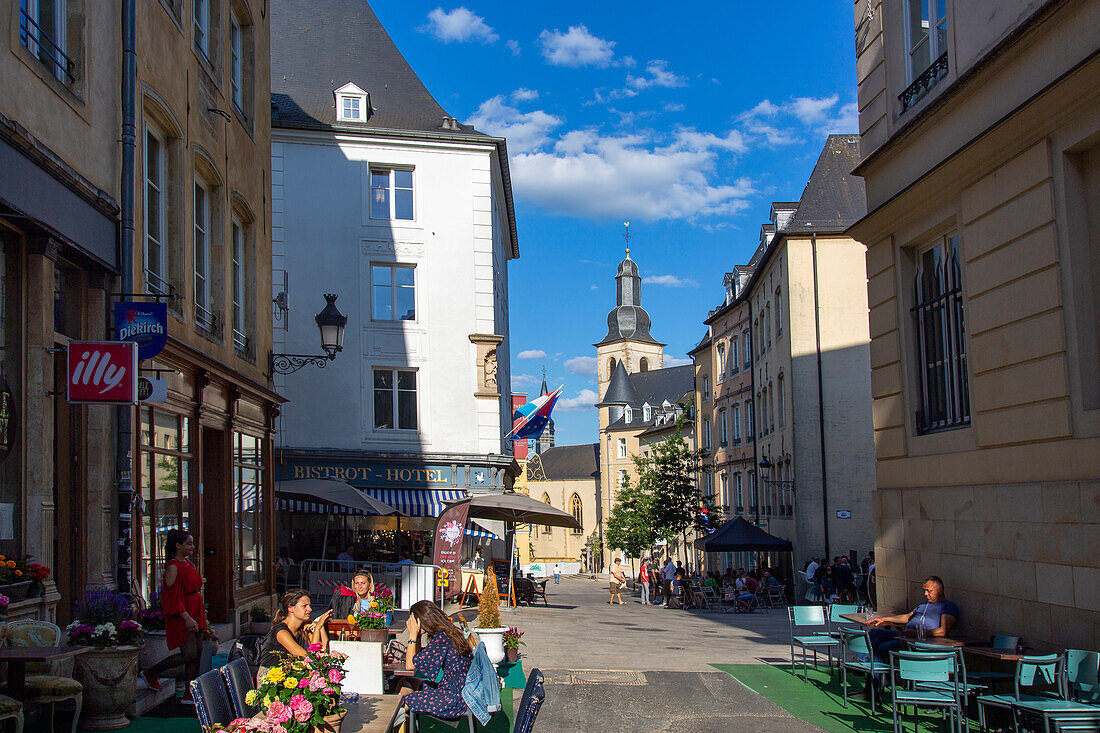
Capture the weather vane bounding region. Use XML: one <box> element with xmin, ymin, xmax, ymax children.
<box><xmin>623</xmin><ymin>221</ymin><xmax>631</xmax><ymax>255</ymax></box>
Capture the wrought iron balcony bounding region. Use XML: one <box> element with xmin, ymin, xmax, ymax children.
<box><xmin>899</xmin><ymin>52</ymin><xmax>949</xmax><ymax>113</ymax></box>
<box><xmin>19</xmin><ymin>8</ymin><xmax>75</xmax><ymax>83</ymax></box>
<box><xmin>195</xmin><ymin>303</ymin><xmax>220</xmax><ymax>336</ymax></box>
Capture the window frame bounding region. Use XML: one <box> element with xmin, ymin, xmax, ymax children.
<box><xmin>702</xmin><ymin>417</ymin><xmax>711</xmax><ymax>449</ymax></box>
<box><xmin>193</xmin><ymin>0</ymin><xmax>210</xmax><ymax>60</ymax></box>
<box><xmin>230</xmin><ymin>217</ymin><xmax>246</xmax><ymax>351</ymax></box>
<box><xmin>230</xmin><ymin>12</ymin><xmax>243</xmax><ymax>112</ymax></box>
<box><xmin>734</xmin><ymin>472</ymin><xmax>744</xmax><ymax>513</ymax></box>
<box><xmin>742</xmin><ymin>330</ymin><xmax>752</xmax><ymax>367</ymax></box>
<box><xmin>569</xmin><ymin>494</ymin><xmax>583</xmax><ymax>534</ymax></box>
<box><xmin>718</xmin><ymin>407</ymin><xmax>728</xmax><ymax>447</ymax></box>
<box><xmin>233</xmin><ymin>431</ymin><xmax>266</xmax><ymax>589</ymax></box>
<box><xmin>701</xmin><ymin>375</ymin><xmax>710</xmax><ymax>400</ymax></box>
<box><xmin>370</xmin><ymin>263</ymin><xmax>416</xmax><ymax>322</ymax></box>
<box><xmin>617</xmin><ymin>438</ymin><xmax>627</xmax><ymax>459</ymax></box>
<box><xmin>137</xmin><ymin>407</ymin><xmax>193</xmax><ymax>599</ymax></box>
<box><xmin>369</xmin><ymin>168</ymin><xmax>415</xmax><ymax>221</ymax></box>
<box><xmin>903</xmin><ymin>0</ymin><xmax>948</xmax><ymax>82</ymax></box>
<box><xmin>193</xmin><ymin>178</ymin><xmax>213</xmax><ymax>331</ymax></box>
<box><xmin>732</xmin><ymin>403</ymin><xmax>741</xmax><ymax>444</ymax></box>
<box><xmin>372</xmin><ymin>367</ymin><xmax>419</xmax><ymax>432</ymax></box>
<box><xmin>19</xmin><ymin>0</ymin><xmax>71</xmax><ymax>84</ymax></box>
<box><xmin>143</xmin><ymin>124</ymin><xmax>169</xmax><ymax>295</ymax></box>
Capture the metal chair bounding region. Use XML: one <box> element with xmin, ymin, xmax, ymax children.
<box><xmin>531</xmin><ymin>579</ymin><xmax>549</xmax><ymax>607</ymax></box>
<box><xmin>910</xmin><ymin>640</ymin><xmax>986</xmax><ymax>705</ymax></box>
<box><xmin>826</xmin><ymin>604</ymin><xmax>860</xmax><ymax>639</ymax></box>
<box><xmin>513</xmin><ymin>668</ymin><xmax>546</xmax><ymax>733</ymax></box>
<box><xmin>3</xmin><ymin>620</ymin><xmax>81</xmax><ymax>733</ymax></box>
<box><xmin>977</xmin><ymin>653</ymin><xmax>1062</xmax><ymax>733</ymax></box>
<box><xmin>219</xmin><ymin>658</ymin><xmax>256</xmax><ymax>719</ymax></box>
<box><xmin>1064</xmin><ymin>650</ymin><xmax>1100</xmax><ymax>704</ymax></box>
<box><xmin>0</xmin><ymin>694</ymin><xmax>23</xmax><ymax>733</ymax></box>
<box><xmin>889</xmin><ymin>650</ymin><xmax>964</xmax><ymax>733</ymax></box>
<box><xmin>189</xmin><ymin>668</ymin><xmax>235</xmax><ymax>730</ymax></box>
<box><xmin>838</xmin><ymin>627</ymin><xmax>891</xmax><ymax>711</ymax></box>
<box><xmin>787</xmin><ymin>605</ymin><xmax>840</xmax><ymax>680</ymax></box>
<box><xmin>1008</xmin><ymin>653</ymin><xmax>1100</xmax><ymax>733</ymax></box>
<box><xmin>969</xmin><ymin>635</ymin><xmax>1021</xmax><ymax>686</ymax></box>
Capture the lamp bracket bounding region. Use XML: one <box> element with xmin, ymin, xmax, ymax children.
<box><xmin>268</xmin><ymin>352</ymin><xmax>335</xmax><ymax>378</ymax></box>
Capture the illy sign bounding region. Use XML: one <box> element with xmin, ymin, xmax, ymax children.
<box><xmin>67</xmin><ymin>342</ymin><xmax>139</xmax><ymax>404</ymax></box>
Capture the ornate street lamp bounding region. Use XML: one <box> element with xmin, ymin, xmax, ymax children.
<box><xmin>268</xmin><ymin>294</ymin><xmax>348</xmax><ymax>377</ymax></box>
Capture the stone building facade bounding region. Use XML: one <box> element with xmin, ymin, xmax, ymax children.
<box><xmin>524</xmin><ymin>444</ymin><xmax>599</xmax><ymax>575</ymax></box>
<box><xmin>851</xmin><ymin>0</ymin><xmax>1100</xmax><ymax>648</ymax></box>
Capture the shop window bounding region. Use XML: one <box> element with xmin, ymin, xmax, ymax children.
<box><xmin>0</xmin><ymin>241</ymin><xmax>22</xmax><ymax>555</ymax></box>
<box><xmin>138</xmin><ymin>407</ymin><xmax>193</xmax><ymax>598</ymax></box>
<box><xmin>234</xmin><ymin>432</ymin><xmax>265</xmax><ymax>588</ymax></box>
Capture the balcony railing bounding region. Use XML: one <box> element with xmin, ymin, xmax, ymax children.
<box><xmin>232</xmin><ymin>328</ymin><xmax>250</xmax><ymax>354</ymax></box>
<box><xmin>195</xmin><ymin>303</ymin><xmax>219</xmax><ymax>335</ymax></box>
<box><xmin>899</xmin><ymin>52</ymin><xmax>948</xmax><ymax>112</ymax></box>
<box><xmin>145</xmin><ymin>269</ymin><xmax>172</xmax><ymax>297</ymax></box>
<box><xmin>19</xmin><ymin>7</ymin><xmax>75</xmax><ymax>83</ymax></box>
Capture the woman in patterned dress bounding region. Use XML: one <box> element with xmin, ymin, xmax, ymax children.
<box><xmin>398</xmin><ymin>600</ymin><xmax>473</xmax><ymax>719</ymax></box>
<box><xmin>142</xmin><ymin>529</ymin><xmax>207</xmax><ymax>701</ymax></box>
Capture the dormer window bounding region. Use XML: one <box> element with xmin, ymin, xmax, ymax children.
<box><xmin>625</xmin><ymin>406</ymin><xmax>633</xmax><ymax>422</ymax></box>
<box><xmin>643</xmin><ymin>403</ymin><xmax>652</xmax><ymax>422</ymax></box>
<box><xmin>334</xmin><ymin>82</ymin><xmax>369</xmax><ymax>123</ymax></box>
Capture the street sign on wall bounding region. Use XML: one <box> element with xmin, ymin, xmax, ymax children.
<box><xmin>67</xmin><ymin>342</ymin><xmax>139</xmax><ymax>404</ymax></box>
<box><xmin>137</xmin><ymin>374</ymin><xmax>168</xmax><ymax>403</ymax></box>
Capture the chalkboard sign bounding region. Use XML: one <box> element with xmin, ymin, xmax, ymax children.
<box><xmin>491</xmin><ymin>560</ymin><xmax>510</xmax><ymax>599</ymax></box>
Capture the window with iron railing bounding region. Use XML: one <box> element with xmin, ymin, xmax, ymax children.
<box><xmin>900</xmin><ymin>0</ymin><xmax>949</xmax><ymax>112</ymax></box>
<box><xmin>912</xmin><ymin>234</ymin><xmax>970</xmax><ymax>433</ymax></box>
<box><xmin>19</xmin><ymin>0</ymin><xmax>75</xmax><ymax>84</ymax></box>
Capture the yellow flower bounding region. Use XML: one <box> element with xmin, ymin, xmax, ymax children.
<box><xmin>264</xmin><ymin>695</ymin><xmax>273</xmax><ymax>706</ymax></box>
<box><xmin>347</xmin><ymin>614</ymin><xmax>356</xmax><ymax>624</ymax></box>
<box><xmin>369</xmin><ymin>601</ymin><xmax>378</xmax><ymax>609</ymax></box>
<box><xmin>13</xmin><ymin>571</ymin><xmax>20</xmax><ymax>577</ymax></box>
<box><xmin>0</xmin><ymin>555</ymin><xmax>6</xmax><ymax>561</ymax></box>
<box><xmin>265</xmin><ymin>667</ymin><xmax>285</xmax><ymax>683</ymax></box>
<box><xmin>244</xmin><ymin>690</ymin><xmax>259</xmax><ymax>706</ymax></box>
<box><xmin>283</xmin><ymin>677</ymin><xmax>298</xmax><ymax>689</ymax></box>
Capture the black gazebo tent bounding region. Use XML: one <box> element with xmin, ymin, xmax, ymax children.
<box><xmin>695</xmin><ymin>517</ymin><xmax>793</xmax><ymax>553</ymax></box>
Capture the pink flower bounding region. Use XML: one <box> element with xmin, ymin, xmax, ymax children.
<box><xmin>307</xmin><ymin>642</ymin><xmax>322</xmax><ymax>652</ymax></box>
<box><xmin>265</xmin><ymin>700</ymin><xmax>292</xmax><ymax>724</ymax></box>
<box><xmin>298</xmin><ymin>677</ymin><xmax>310</xmax><ymax>688</ymax></box>
<box><xmin>292</xmin><ymin>698</ymin><xmax>313</xmax><ymax>723</ymax></box>
<box><xmin>287</xmin><ymin>694</ymin><xmax>305</xmax><ymax>711</ymax></box>
<box><xmin>323</xmin><ymin>687</ymin><xmax>334</xmax><ymax>696</ymax></box>
<box><xmin>308</xmin><ymin>673</ymin><xmax>326</xmax><ymax>692</ymax></box>
<box><xmin>327</xmin><ymin>668</ymin><xmax>344</xmax><ymax>684</ymax></box>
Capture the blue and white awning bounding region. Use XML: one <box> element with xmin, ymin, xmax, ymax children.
<box><xmin>362</xmin><ymin>488</ymin><xmax>466</xmax><ymax>518</ymax></box>
<box><xmin>275</xmin><ymin>498</ymin><xmax>374</xmax><ymax>515</ymax></box>
<box><xmin>465</xmin><ymin>521</ymin><xmax>499</xmax><ymax>539</ymax></box>
<box><xmin>239</xmin><ymin>483</ymin><xmax>260</xmax><ymax>511</ymax></box>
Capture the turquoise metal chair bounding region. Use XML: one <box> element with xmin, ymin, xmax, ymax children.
<box><xmin>911</xmin><ymin>640</ymin><xmax>986</xmax><ymax>704</ymax></box>
<box><xmin>787</xmin><ymin>605</ymin><xmax>840</xmax><ymax>681</ymax></box>
<box><xmin>827</xmin><ymin>604</ymin><xmax>860</xmax><ymax>638</ymax></box>
<box><xmin>889</xmin><ymin>650</ymin><xmax>964</xmax><ymax>733</ymax></box>
<box><xmin>977</xmin><ymin>653</ymin><xmax>1061</xmax><ymax>733</ymax></box>
<box><xmin>838</xmin><ymin>627</ymin><xmax>891</xmax><ymax>712</ymax></box>
<box><xmin>1011</xmin><ymin>652</ymin><xmax>1100</xmax><ymax>733</ymax></box>
<box><xmin>1064</xmin><ymin>650</ymin><xmax>1100</xmax><ymax>704</ymax></box>
<box><xmin>969</xmin><ymin>635</ymin><xmax>1021</xmax><ymax>686</ymax></box>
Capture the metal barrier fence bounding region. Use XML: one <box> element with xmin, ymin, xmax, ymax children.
<box><xmin>299</xmin><ymin>560</ymin><xmax>442</xmax><ymax>610</ymax></box>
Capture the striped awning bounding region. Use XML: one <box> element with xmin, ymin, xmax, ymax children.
<box><xmin>239</xmin><ymin>483</ymin><xmax>259</xmax><ymax>511</ymax></box>
<box><xmin>362</xmin><ymin>488</ymin><xmax>466</xmax><ymax>518</ymax></box>
<box><xmin>465</xmin><ymin>521</ymin><xmax>498</xmax><ymax>539</ymax></box>
<box><xmin>275</xmin><ymin>498</ymin><xmax>375</xmax><ymax>515</ymax></box>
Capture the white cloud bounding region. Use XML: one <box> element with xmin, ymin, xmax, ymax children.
<box><xmin>737</xmin><ymin>95</ymin><xmax>857</xmax><ymax>144</ymax></box>
<box><xmin>564</xmin><ymin>356</ymin><xmax>597</xmax><ymax>377</ymax></box>
<box><xmin>538</xmin><ymin>25</ymin><xmax>617</xmax><ymax>68</ymax></box>
<box><xmin>509</xmin><ymin>128</ymin><xmax>755</xmax><ymax>221</ymax></box>
<box><xmin>663</xmin><ymin>102</ymin><xmax>685</xmax><ymax>113</ymax></box>
<box><xmin>511</xmin><ymin>373</ymin><xmax>540</xmax><ymax>389</ymax></box>
<box><xmin>511</xmin><ymin>88</ymin><xmax>539</xmax><ymax>103</ymax></box>
<box><xmin>467</xmin><ymin>96</ymin><xmax>563</xmax><ymax>154</ymax></box>
<box><xmin>517</xmin><ymin>349</ymin><xmax>547</xmax><ymax>360</ymax></box>
<box><xmin>506</xmin><ymin>39</ymin><xmax>521</xmax><ymax>56</ymax></box>
<box><xmin>788</xmin><ymin>95</ymin><xmax>839</xmax><ymax>126</ymax></box>
<box><xmin>556</xmin><ymin>388</ymin><xmax>598</xmax><ymax>412</ymax></box>
<box><xmin>821</xmin><ymin>102</ymin><xmax>858</xmax><ymax>135</ymax></box>
<box><xmin>419</xmin><ymin>7</ymin><xmax>498</xmax><ymax>44</ymax></box>
<box><xmin>590</xmin><ymin>284</ymin><xmax>599</xmax><ymax>290</ymax></box>
<box><xmin>643</xmin><ymin>274</ymin><xmax>698</xmax><ymax>288</ymax></box>
<box><xmin>664</xmin><ymin>356</ymin><xmax>693</xmax><ymax>367</ymax></box>
<box><xmin>627</xmin><ymin>60</ymin><xmax>687</xmax><ymax>90</ymax></box>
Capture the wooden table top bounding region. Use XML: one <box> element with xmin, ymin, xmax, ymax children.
<box><xmin>0</xmin><ymin>646</ymin><xmax>88</xmax><ymax>661</ymax></box>
<box><xmin>326</xmin><ymin>620</ymin><xmax>402</xmax><ymax>634</ymax></box>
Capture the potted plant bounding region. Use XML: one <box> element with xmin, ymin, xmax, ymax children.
<box><xmin>208</xmin><ymin>643</ymin><xmax>348</xmax><ymax>732</ymax></box>
<box><xmin>67</xmin><ymin>589</ymin><xmax>144</xmax><ymax>730</ymax></box>
<box><xmin>25</xmin><ymin>562</ymin><xmax>50</xmax><ymax>598</ymax></box>
<box><xmin>372</xmin><ymin>585</ymin><xmax>395</xmax><ymax>627</ymax></box>
<box><xmin>348</xmin><ymin>606</ymin><xmax>388</xmax><ymax>643</ymax></box>
<box><xmin>0</xmin><ymin>554</ymin><xmax>32</xmax><ymax>601</ymax></box>
<box><xmin>502</xmin><ymin>627</ymin><xmax>524</xmax><ymax>664</ymax></box>
<box><xmin>249</xmin><ymin>605</ymin><xmax>273</xmax><ymax>635</ymax></box>
<box><xmin>134</xmin><ymin>592</ymin><xmax>167</xmax><ymax>671</ymax></box>
<box><xmin>475</xmin><ymin>568</ymin><xmax>507</xmax><ymax>666</ymax></box>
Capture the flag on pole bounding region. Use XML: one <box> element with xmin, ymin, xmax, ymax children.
<box><xmin>506</xmin><ymin>386</ymin><xmax>562</xmax><ymax>441</ymax></box>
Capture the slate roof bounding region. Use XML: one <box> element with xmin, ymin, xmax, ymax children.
<box><xmin>601</xmin><ymin>363</ymin><xmax>695</xmax><ymax>430</ymax></box>
<box><xmin>271</xmin><ymin>0</ymin><xmax>476</xmax><ymax>134</ymax></box>
<box><xmin>537</xmin><ymin>444</ymin><xmax>600</xmax><ymax>480</ymax></box>
<box><xmin>785</xmin><ymin>135</ymin><xmax>866</xmax><ymax>233</ymax></box>
<box><xmin>596</xmin><ymin>361</ymin><xmax>638</xmax><ymax>407</ymax></box>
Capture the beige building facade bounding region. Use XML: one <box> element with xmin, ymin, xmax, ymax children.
<box><xmin>525</xmin><ymin>444</ymin><xmax>599</xmax><ymax>575</ymax></box>
<box><xmin>852</xmin><ymin>0</ymin><xmax>1100</xmax><ymax>648</ymax></box>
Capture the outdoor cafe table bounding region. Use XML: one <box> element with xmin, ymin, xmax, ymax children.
<box><xmin>0</xmin><ymin>646</ymin><xmax>88</xmax><ymax>695</ymax></box>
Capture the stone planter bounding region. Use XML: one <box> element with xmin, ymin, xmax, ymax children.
<box><xmin>475</xmin><ymin>627</ymin><xmax>507</xmax><ymax>666</ymax></box>
<box><xmin>313</xmin><ymin>709</ymin><xmax>346</xmax><ymax>733</ymax></box>
<box><xmin>138</xmin><ymin>629</ymin><xmax>169</xmax><ymax>671</ymax></box>
<box><xmin>0</xmin><ymin>581</ymin><xmax>32</xmax><ymax>603</ymax></box>
<box><xmin>74</xmin><ymin>645</ymin><xmax>141</xmax><ymax>730</ymax></box>
<box><xmin>358</xmin><ymin>629</ymin><xmax>388</xmax><ymax>643</ymax></box>
<box><xmin>505</xmin><ymin>647</ymin><xmax>520</xmax><ymax>664</ymax></box>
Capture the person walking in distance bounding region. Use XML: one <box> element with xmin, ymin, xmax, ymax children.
<box><xmin>609</xmin><ymin>557</ymin><xmax>628</xmax><ymax>605</ymax></box>
<box><xmin>554</xmin><ymin>564</ymin><xmax>561</xmax><ymax>584</ymax></box>
<box><xmin>661</xmin><ymin>557</ymin><xmax>676</xmax><ymax>607</ymax></box>
<box><xmin>639</xmin><ymin>559</ymin><xmax>652</xmax><ymax>605</ymax></box>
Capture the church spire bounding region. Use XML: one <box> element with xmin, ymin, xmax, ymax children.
<box><xmin>595</xmin><ymin>244</ymin><xmax>662</xmax><ymax>347</ymax></box>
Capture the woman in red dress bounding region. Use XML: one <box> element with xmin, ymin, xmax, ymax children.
<box><xmin>142</xmin><ymin>529</ymin><xmax>207</xmax><ymax>701</ymax></box>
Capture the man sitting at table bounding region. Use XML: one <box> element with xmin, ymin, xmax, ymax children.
<box><xmin>859</xmin><ymin>576</ymin><xmax>959</xmax><ymax>698</ymax></box>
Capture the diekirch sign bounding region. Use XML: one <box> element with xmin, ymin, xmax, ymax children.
<box><xmin>113</xmin><ymin>302</ymin><xmax>167</xmax><ymax>360</ymax></box>
<box><xmin>67</xmin><ymin>342</ymin><xmax>139</xmax><ymax>404</ymax></box>
<box><xmin>432</xmin><ymin>500</ymin><xmax>470</xmax><ymax>601</ymax></box>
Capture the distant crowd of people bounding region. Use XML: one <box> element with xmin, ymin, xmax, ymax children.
<box><xmin>803</xmin><ymin>551</ymin><xmax>875</xmax><ymax>603</ymax></box>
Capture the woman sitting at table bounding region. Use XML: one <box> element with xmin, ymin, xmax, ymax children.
<box><xmin>258</xmin><ymin>590</ymin><xmax>332</xmax><ymax>677</ymax></box>
<box><xmin>329</xmin><ymin>571</ymin><xmax>376</xmax><ymax>618</ymax></box>
<box><xmin>396</xmin><ymin>600</ymin><xmax>473</xmax><ymax>720</ymax></box>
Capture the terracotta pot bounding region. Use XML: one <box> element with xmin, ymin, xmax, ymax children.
<box><xmin>358</xmin><ymin>629</ymin><xmax>388</xmax><ymax>643</ymax></box>
<box><xmin>505</xmin><ymin>647</ymin><xmax>519</xmax><ymax>664</ymax></box>
<box><xmin>74</xmin><ymin>645</ymin><xmax>141</xmax><ymax>730</ymax></box>
<box><xmin>311</xmin><ymin>709</ymin><xmax>347</xmax><ymax>733</ymax></box>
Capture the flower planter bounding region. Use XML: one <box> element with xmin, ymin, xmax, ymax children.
<box><xmin>475</xmin><ymin>627</ymin><xmax>508</xmax><ymax>666</ymax></box>
<box><xmin>358</xmin><ymin>629</ymin><xmax>388</xmax><ymax>643</ymax></box>
<box><xmin>313</xmin><ymin>709</ymin><xmax>346</xmax><ymax>733</ymax></box>
<box><xmin>139</xmin><ymin>629</ymin><xmax>168</xmax><ymax>671</ymax></box>
<box><xmin>505</xmin><ymin>648</ymin><xmax>520</xmax><ymax>664</ymax></box>
<box><xmin>0</xmin><ymin>581</ymin><xmax>32</xmax><ymax>603</ymax></box>
<box><xmin>74</xmin><ymin>645</ymin><xmax>141</xmax><ymax>730</ymax></box>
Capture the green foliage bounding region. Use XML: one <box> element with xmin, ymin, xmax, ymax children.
<box><xmin>634</xmin><ymin>411</ymin><xmax>710</xmax><ymax>544</ymax></box>
<box><xmin>605</xmin><ymin>474</ymin><xmax>657</xmax><ymax>561</ymax></box>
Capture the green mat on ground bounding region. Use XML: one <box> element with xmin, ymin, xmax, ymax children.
<box><xmin>496</xmin><ymin>659</ymin><xmax>526</xmax><ymax>690</ymax></box>
<box><xmin>416</xmin><ymin>686</ymin><xmax>515</xmax><ymax>732</ymax></box>
<box><xmin>714</xmin><ymin>662</ymin><xmax>981</xmax><ymax>733</ymax></box>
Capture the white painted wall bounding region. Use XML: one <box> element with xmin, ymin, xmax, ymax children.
<box><xmin>272</xmin><ymin>130</ymin><xmax>515</xmax><ymax>455</ymax></box>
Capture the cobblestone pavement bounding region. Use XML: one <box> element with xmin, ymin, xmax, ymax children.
<box><xmin>488</xmin><ymin>576</ymin><xmax>824</xmax><ymax>732</ymax></box>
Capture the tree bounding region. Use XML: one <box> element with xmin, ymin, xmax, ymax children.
<box><xmin>605</xmin><ymin>475</ymin><xmax>657</xmax><ymax>575</ymax></box>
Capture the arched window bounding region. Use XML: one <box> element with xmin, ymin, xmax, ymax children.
<box><xmin>607</xmin><ymin>357</ymin><xmax>617</xmax><ymax>376</ymax></box>
<box><xmin>570</xmin><ymin>494</ymin><xmax>583</xmax><ymax>534</ymax></box>
<box><xmin>639</xmin><ymin>357</ymin><xmax>649</xmax><ymax>372</ymax></box>
<box><xmin>541</xmin><ymin>493</ymin><xmax>553</xmax><ymax>536</ymax></box>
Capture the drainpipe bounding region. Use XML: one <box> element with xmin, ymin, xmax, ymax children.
<box><xmin>116</xmin><ymin>0</ymin><xmax>137</xmax><ymax>590</ymax></box>
<box><xmin>810</xmin><ymin>234</ymin><xmax>831</xmax><ymax>559</ymax></box>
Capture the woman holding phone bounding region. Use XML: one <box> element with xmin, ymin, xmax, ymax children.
<box><xmin>257</xmin><ymin>590</ymin><xmax>331</xmax><ymax>678</ymax></box>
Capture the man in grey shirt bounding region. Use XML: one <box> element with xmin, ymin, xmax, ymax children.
<box><xmin>661</xmin><ymin>558</ymin><xmax>677</xmax><ymax>607</ymax></box>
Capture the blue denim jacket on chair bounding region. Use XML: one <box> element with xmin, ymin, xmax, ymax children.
<box><xmin>462</xmin><ymin>642</ymin><xmax>501</xmax><ymax>725</ymax></box>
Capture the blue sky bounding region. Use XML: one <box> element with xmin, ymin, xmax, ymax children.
<box><xmin>370</xmin><ymin>1</ymin><xmax>858</xmax><ymax>447</ymax></box>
